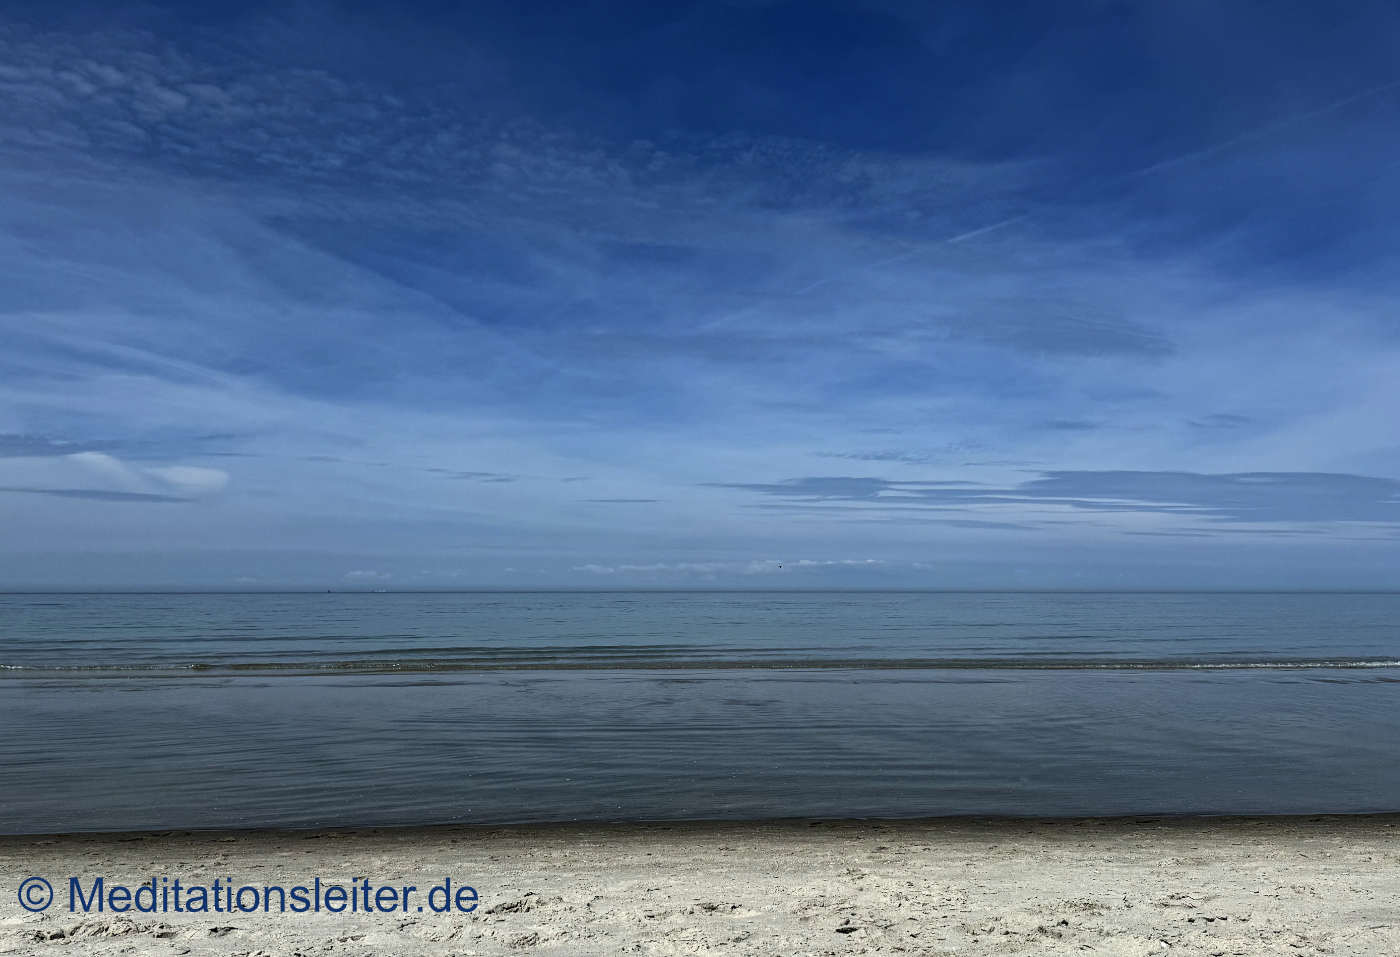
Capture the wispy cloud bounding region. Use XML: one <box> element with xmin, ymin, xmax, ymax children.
<box><xmin>344</xmin><ymin>569</ymin><xmax>392</xmax><ymax>582</ymax></box>
<box><xmin>716</xmin><ymin>471</ymin><xmax>1400</xmax><ymax>528</ymax></box>
<box><xmin>0</xmin><ymin>451</ymin><xmax>228</xmax><ymax>505</ymax></box>
<box><xmin>1188</xmin><ymin>413</ymin><xmax>1254</xmax><ymax>430</ymax></box>
<box><xmin>2</xmin><ymin>4</ymin><xmax>1400</xmax><ymax>585</ymax></box>
<box><xmin>571</xmin><ymin>558</ymin><xmax>888</xmax><ymax>577</ymax></box>
<box><xmin>0</xmin><ymin>487</ymin><xmax>191</xmax><ymax>504</ymax></box>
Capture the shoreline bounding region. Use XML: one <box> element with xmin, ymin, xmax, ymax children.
<box><xmin>4</xmin><ymin>809</ymin><xmax>1400</xmax><ymax>842</ymax></box>
<box><xmin>4</xmin><ymin>815</ymin><xmax>1397</xmax><ymax>955</ymax></box>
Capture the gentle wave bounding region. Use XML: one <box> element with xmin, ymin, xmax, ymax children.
<box><xmin>4</xmin><ymin>656</ymin><xmax>1400</xmax><ymax>677</ymax></box>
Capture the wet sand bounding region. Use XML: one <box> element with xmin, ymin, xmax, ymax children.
<box><xmin>2</xmin><ymin>815</ymin><xmax>1397</xmax><ymax>955</ymax></box>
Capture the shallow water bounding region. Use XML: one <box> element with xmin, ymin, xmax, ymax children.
<box><xmin>2</xmin><ymin>591</ymin><xmax>1399</xmax><ymax>832</ymax></box>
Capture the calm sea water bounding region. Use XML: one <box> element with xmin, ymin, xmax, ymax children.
<box><xmin>2</xmin><ymin>591</ymin><xmax>1399</xmax><ymax>833</ymax></box>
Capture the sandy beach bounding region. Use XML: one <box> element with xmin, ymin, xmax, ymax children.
<box><xmin>2</xmin><ymin>815</ymin><xmax>1396</xmax><ymax>955</ymax></box>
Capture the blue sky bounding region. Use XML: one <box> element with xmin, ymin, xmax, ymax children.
<box><xmin>2</xmin><ymin>0</ymin><xmax>1400</xmax><ymax>588</ymax></box>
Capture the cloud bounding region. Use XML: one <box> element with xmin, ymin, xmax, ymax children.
<box><xmin>426</xmin><ymin>470</ymin><xmax>519</xmax><ymax>483</ymax></box>
<box><xmin>344</xmin><ymin>569</ymin><xmax>392</xmax><ymax>581</ymax></box>
<box><xmin>572</xmin><ymin>564</ymin><xmax>619</xmax><ymax>574</ymax></box>
<box><xmin>69</xmin><ymin>452</ymin><xmax>228</xmax><ymax>499</ymax></box>
<box><xmin>139</xmin><ymin>465</ymin><xmax>229</xmax><ymax>494</ymax></box>
<box><xmin>714</xmin><ymin>470</ymin><xmax>1400</xmax><ymax>527</ymax></box>
<box><xmin>789</xmin><ymin>558</ymin><xmax>886</xmax><ymax>568</ymax></box>
<box><xmin>1021</xmin><ymin>471</ymin><xmax>1400</xmax><ymax>524</ymax></box>
<box><xmin>0</xmin><ymin>487</ymin><xmax>190</xmax><ymax>503</ymax></box>
<box><xmin>0</xmin><ymin>451</ymin><xmax>229</xmax><ymax>505</ymax></box>
<box><xmin>709</xmin><ymin>476</ymin><xmax>981</xmax><ymax>500</ymax></box>
<box><xmin>933</xmin><ymin>310</ymin><xmax>1174</xmax><ymax>359</ymax></box>
<box><xmin>1188</xmin><ymin>413</ymin><xmax>1254</xmax><ymax>429</ymax></box>
<box><xmin>816</xmin><ymin>444</ymin><xmax>982</xmax><ymax>465</ymax></box>
<box><xmin>3</xmin><ymin>5</ymin><xmax>1400</xmax><ymax>585</ymax></box>
<box><xmin>1036</xmin><ymin>419</ymin><xmax>1101</xmax><ymax>432</ymax></box>
<box><xmin>571</xmin><ymin>561</ymin><xmax>740</xmax><ymax>576</ymax></box>
<box><xmin>570</xmin><ymin>558</ymin><xmax>890</xmax><ymax>577</ymax></box>
<box><xmin>0</xmin><ymin>433</ymin><xmax>93</xmax><ymax>457</ymax></box>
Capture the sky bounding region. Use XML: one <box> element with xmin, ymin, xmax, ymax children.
<box><xmin>2</xmin><ymin>0</ymin><xmax>1400</xmax><ymax>589</ymax></box>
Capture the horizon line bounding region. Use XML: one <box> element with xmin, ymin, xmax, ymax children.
<box><xmin>5</xmin><ymin>587</ymin><xmax>1400</xmax><ymax>596</ymax></box>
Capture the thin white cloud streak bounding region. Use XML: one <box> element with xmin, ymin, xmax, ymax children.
<box><xmin>790</xmin><ymin>215</ymin><xmax>1032</xmax><ymax>295</ymax></box>
<box><xmin>571</xmin><ymin>559</ymin><xmax>888</xmax><ymax>576</ymax></box>
<box><xmin>0</xmin><ymin>451</ymin><xmax>229</xmax><ymax>500</ymax></box>
<box><xmin>785</xmin><ymin>76</ymin><xmax>1400</xmax><ymax>300</ymax></box>
<box><xmin>1131</xmin><ymin>76</ymin><xmax>1400</xmax><ymax>179</ymax></box>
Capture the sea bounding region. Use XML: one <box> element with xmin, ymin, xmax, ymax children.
<box><xmin>2</xmin><ymin>590</ymin><xmax>1399</xmax><ymax>834</ymax></box>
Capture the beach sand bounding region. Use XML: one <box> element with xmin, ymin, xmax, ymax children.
<box><xmin>2</xmin><ymin>815</ymin><xmax>1397</xmax><ymax>955</ymax></box>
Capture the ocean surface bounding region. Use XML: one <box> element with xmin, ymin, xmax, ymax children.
<box><xmin>2</xmin><ymin>591</ymin><xmax>1399</xmax><ymax>833</ymax></box>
